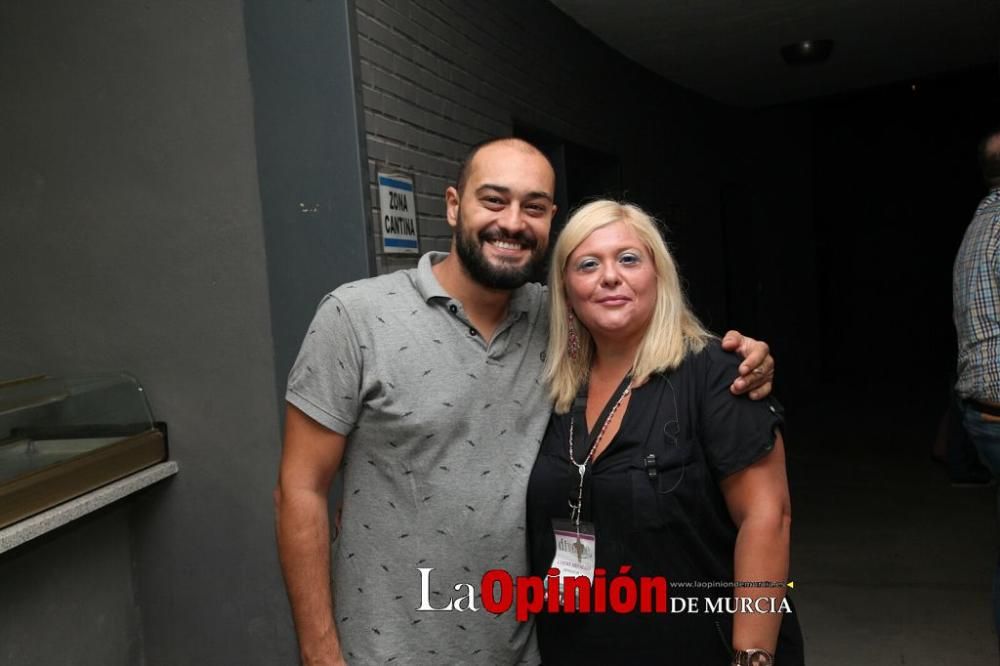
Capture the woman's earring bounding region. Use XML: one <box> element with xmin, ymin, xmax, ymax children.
<box><xmin>567</xmin><ymin>310</ymin><xmax>580</xmax><ymax>360</ymax></box>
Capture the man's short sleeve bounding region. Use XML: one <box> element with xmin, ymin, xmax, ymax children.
<box><xmin>285</xmin><ymin>294</ymin><xmax>363</xmax><ymax>435</ymax></box>
<box><xmin>698</xmin><ymin>342</ymin><xmax>784</xmax><ymax>479</ymax></box>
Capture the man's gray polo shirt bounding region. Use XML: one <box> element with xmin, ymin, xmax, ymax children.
<box><xmin>287</xmin><ymin>252</ymin><xmax>551</xmax><ymax>665</ymax></box>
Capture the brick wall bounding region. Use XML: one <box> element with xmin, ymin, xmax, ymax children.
<box><xmin>353</xmin><ymin>0</ymin><xmax>736</xmax><ymax>289</ymax></box>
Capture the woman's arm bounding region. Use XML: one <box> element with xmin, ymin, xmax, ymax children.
<box><xmin>719</xmin><ymin>432</ymin><xmax>792</xmax><ymax>657</ymax></box>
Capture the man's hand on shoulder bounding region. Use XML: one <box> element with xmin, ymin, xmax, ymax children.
<box><xmin>721</xmin><ymin>330</ymin><xmax>774</xmax><ymax>400</ymax></box>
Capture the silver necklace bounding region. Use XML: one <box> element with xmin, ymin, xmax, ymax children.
<box><xmin>567</xmin><ymin>380</ymin><xmax>632</xmax><ymax>526</ymax></box>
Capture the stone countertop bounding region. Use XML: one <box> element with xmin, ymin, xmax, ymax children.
<box><xmin>0</xmin><ymin>461</ymin><xmax>179</xmax><ymax>554</ymax></box>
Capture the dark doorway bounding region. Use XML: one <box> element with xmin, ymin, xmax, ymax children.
<box><xmin>809</xmin><ymin>65</ymin><xmax>1000</xmax><ymax>389</ymax></box>
<box><xmin>720</xmin><ymin>181</ymin><xmax>759</xmax><ymax>333</ymax></box>
<box><xmin>513</xmin><ymin>123</ymin><xmax>623</xmax><ymax>240</ymax></box>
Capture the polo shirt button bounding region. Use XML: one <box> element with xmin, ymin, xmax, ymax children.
<box><xmin>449</xmin><ymin>304</ymin><xmax>458</xmax><ymax>314</ymax></box>
<box><xmin>469</xmin><ymin>328</ymin><xmax>477</xmax><ymax>336</ymax></box>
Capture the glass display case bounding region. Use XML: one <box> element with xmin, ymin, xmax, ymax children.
<box><xmin>0</xmin><ymin>374</ymin><xmax>168</xmax><ymax>529</ymax></box>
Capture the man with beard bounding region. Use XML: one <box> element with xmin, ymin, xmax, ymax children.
<box><xmin>275</xmin><ymin>138</ymin><xmax>775</xmax><ymax>665</ymax></box>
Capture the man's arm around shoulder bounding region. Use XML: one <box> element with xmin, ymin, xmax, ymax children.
<box><xmin>275</xmin><ymin>404</ymin><xmax>348</xmax><ymax>666</ymax></box>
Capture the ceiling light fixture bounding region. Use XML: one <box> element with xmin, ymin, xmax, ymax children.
<box><xmin>780</xmin><ymin>39</ymin><xmax>834</xmax><ymax>66</ymax></box>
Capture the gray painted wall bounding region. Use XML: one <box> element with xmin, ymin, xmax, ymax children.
<box><xmin>0</xmin><ymin>508</ymin><xmax>142</xmax><ymax>666</ymax></box>
<box><xmin>244</xmin><ymin>0</ymin><xmax>374</xmax><ymax>404</ymax></box>
<box><xmin>0</xmin><ymin>1</ymin><xmax>308</xmax><ymax>663</ymax></box>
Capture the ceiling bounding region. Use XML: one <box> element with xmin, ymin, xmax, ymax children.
<box><xmin>549</xmin><ymin>0</ymin><xmax>1000</xmax><ymax>107</ymax></box>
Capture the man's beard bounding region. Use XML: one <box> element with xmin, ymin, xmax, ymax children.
<box><xmin>454</xmin><ymin>211</ymin><xmax>546</xmax><ymax>290</ymax></box>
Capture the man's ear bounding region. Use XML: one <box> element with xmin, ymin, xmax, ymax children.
<box><xmin>445</xmin><ymin>186</ymin><xmax>461</xmax><ymax>230</ymax></box>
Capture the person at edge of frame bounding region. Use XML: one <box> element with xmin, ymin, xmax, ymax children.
<box><xmin>953</xmin><ymin>127</ymin><xmax>1000</xmax><ymax>648</ymax></box>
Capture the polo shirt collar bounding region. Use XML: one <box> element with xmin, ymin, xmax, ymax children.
<box><xmin>507</xmin><ymin>280</ymin><xmax>534</xmax><ymax>315</ymax></box>
<box><xmin>415</xmin><ymin>251</ymin><xmax>535</xmax><ymax>315</ymax></box>
<box><xmin>415</xmin><ymin>252</ymin><xmax>451</xmax><ymax>302</ymax></box>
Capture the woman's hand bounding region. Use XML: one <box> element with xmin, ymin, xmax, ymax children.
<box><xmin>721</xmin><ymin>331</ymin><xmax>774</xmax><ymax>400</ymax></box>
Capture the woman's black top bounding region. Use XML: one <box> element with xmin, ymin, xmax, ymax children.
<box><xmin>526</xmin><ymin>340</ymin><xmax>804</xmax><ymax>665</ymax></box>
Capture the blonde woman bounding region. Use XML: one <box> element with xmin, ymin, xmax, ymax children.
<box><xmin>526</xmin><ymin>200</ymin><xmax>804</xmax><ymax>666</ymax></box>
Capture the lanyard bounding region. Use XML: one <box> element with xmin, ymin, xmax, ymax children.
<box><xmin>566</xmin><ymin>374</ymin><xmax>632</xmax><ymax>526</ymax></box>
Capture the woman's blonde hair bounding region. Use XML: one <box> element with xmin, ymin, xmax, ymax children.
<box><xmin>545</xmin><ymin>199</ymin><xmax>712</xmax><ymax>413</ymax></box>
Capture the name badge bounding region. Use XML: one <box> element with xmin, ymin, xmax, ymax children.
<box><xmin>549</xmin><ymin>518</ymin><xmax>596</xmax><ymax>599</ymax></box>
